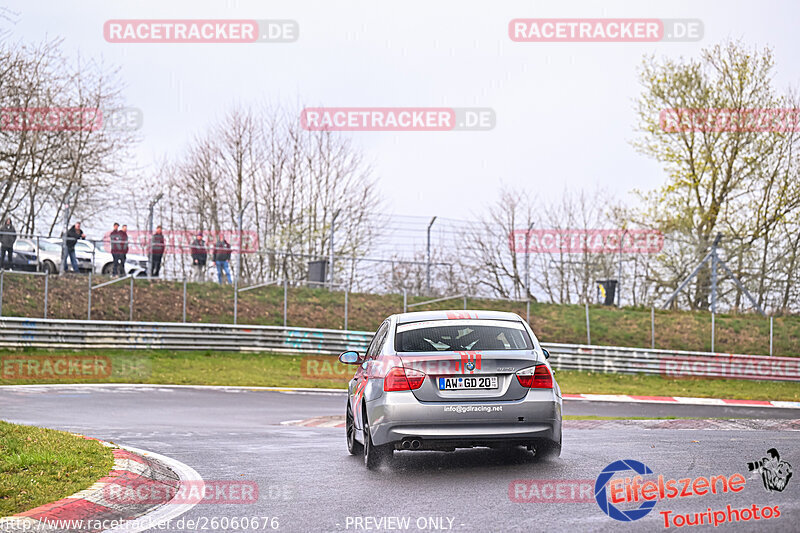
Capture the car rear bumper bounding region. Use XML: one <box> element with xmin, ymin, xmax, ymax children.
<box><xmin>366</xmin><ymin>388</ymin><xmax>561</xmax><ymax>447</ymax></box>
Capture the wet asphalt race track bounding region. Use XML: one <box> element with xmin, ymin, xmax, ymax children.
<box><xmin>1</xmin><ymin>385</ymin><xmax>798</xmax><ymax>532</ymax></box>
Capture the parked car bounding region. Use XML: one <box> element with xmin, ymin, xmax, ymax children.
<box><xmin>4</xmin><ymin>239</ymin><xmax>39</xmax><ymax>272</ymax></box>
<box><xmin>13</xmin><ymin>237</ymin><xmax>91</xmax><ymax>274</ymax></box>
<box><xmin>339</xmin><ymin>310</ymin><xmax>562</xmax><ymax>469</ymax></box>
<box><xmin>73</xmin><ymin>239</ymin><xmax>147</xmax><ymax>276</ymax></box>
<box><xmin>10</xmin><ymin>239</ymin><xmax>44</xmax><ymax>272</ymax></box>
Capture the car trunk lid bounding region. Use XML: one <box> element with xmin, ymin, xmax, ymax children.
<box><xmin>399</xmin><ymin>350</ymin><xmax>539</xmax><ymax>402</ymax></box>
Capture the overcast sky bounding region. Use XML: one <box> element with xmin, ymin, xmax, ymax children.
<box><xmin>8</xmin><ymin>0</ymin><xmax>800</xmax><ymax>228</ymax></box>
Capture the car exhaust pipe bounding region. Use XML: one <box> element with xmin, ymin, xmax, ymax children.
<box><xmin>411</xmin><ymin>439</ymin><xmax>421</xmax><ymax>450</ymax></box>
<box><xmin>401</xmin><ymin>440</ymin><xmax>412</xmax><ymax>450</ymax></box>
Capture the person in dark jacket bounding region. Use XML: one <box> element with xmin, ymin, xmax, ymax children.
<box><xmin>62</xmin><ymin>222</ymin><xmax>84</xmax><ymax>273</ymax></box>
<box><xmin>120</xmin><ymin>224</ymin><xmax>129</xmax><ymax>271</ymax></box>
<box><xmin>213</xmin><ymin>236</ymin><xmax>232</xmax><ymax>284</ymax></box>
<box><xmin>190</xmin><ymin>233</ymin><xmax>207</xmax><ymax>282</ymax></box>
<box><xmin>109</xmin><ymin>223</ymin><xmax>125</xmax><ymax>276</ymax></box>
<box><xmin>150</xmin><ymin>225</ymin><xmax>166</xmax><ymax>277</ymax></box>
<box><xmin>0</xmin><ymin>218</ymin><xmax>16</xmax><ymax>270</ymax></box>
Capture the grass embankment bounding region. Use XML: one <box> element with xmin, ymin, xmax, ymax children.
<box><xmin>2</xmin><ymin>350</ymin><xmax>798</xmax><ymax>402</ymax></box>
<box><xmin>0</xmin><ymin>275</ymin><xmax>796</xmax><ymax>355</ymax></box>
<box><xmin>0</xmin><ymin>421</ymin><xmax>114</xmax><ymax>516</ymax></box>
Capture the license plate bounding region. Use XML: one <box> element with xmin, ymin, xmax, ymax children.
<box><xmin>438</xmin><ymin>376</ymin><xmax>498</xmax><ymax>390</ymax></box>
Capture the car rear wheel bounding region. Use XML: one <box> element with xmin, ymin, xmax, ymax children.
<box><xmin>346</xmin><ymin>403</ymin><xmax>362</xmax><ymax>455</ymax></box>
<box><xmin>102</xmin><ymin>263</ymin><xmax>112</xmax><ymax>275</ymax></box>
<box><xmin>363</xmin><ymin>411</ymin><xmax>392</xmax><ymax>469</ymax></box>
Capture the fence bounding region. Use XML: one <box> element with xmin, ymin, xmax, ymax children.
<box><xmin>0</xmin><ymin>317</ymin><xmax>797</xmax><ymax>382</ymax></box>
<box><xmin>0</xmin><ymin>272</ymin><xmax>789</xmax><ymax>357</ymax></box>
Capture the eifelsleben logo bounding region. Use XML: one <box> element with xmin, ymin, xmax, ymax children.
<box><xmin>595</xmin><ymin>459</ymin><xmax>657</xmax><ymax>521</ymax></box>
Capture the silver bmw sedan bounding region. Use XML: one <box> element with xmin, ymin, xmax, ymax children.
<box><xmin>339</xmin><ymin>310</ymin><xmax>562</xmax><ymax>469</ymax></box>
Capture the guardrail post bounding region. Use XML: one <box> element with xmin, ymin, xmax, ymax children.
<box><xmin>403</xmin><ymin>289</ymin><xmax>407</xmax><ymax>313</ymax></box>
<box><xmin>283</xmin><ymin>279</ymin><xmax>288</xmax><ymax>327</ymax></box>
<box><xmin>233</xmin><ymin>279</ymin><xmax>238</xmax><ymax>325</ymax></box>
<box><xmin>344</xmin><ymin>287</ymin><xmax>349</xmax><ymax>330</ymax></box>
<box><xmin>769</xmin><ymin>316</ymin><xmax>773</xmax><ymax>356</ymax></box>
<box><xmin>650</xmin><ymin>306</ymin><xmax>655</xmax><ymax>349</ymax></box>
<box><xmin>463</xmin><ymin>295</ymin><xmax>467</xmax><ymax>310</ymax></box>
<box><xmin>129</xmin><ymin>275</ymin><xmax>134</xmax><ymax>321</ymax></box>
<box><xmin>182</xmin><ymin>277</ymin><xmax>187</xmax><ymax>323</ymax></box>
<box><xmin>44</xmin><ymin>271</ymin><xmax>49</xmax><ymax>319</ymax></box>
<box><xmin>526</xmin><ymin>299</ymin><xmax>530</xmax><ymax>325</ymax></box>
<box><xmin>584</xmin><ymin>302</ymin><xmax>590</xmax><ymax>345</ymax></box>
<box><xmin>88</xmin><ymin>269</ymin><xmax>92</xmax><ymax>320</ymax></box>
<box><xmin>711</xmin><ymin>312</ymin><xmax>715</xmax><ymax>353</ymax></box>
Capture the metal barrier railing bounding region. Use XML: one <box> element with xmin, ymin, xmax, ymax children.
<box><xmin>0</xmin><ymin>317</ymin><xmax>796</xmax><ymax>382</ymax></box>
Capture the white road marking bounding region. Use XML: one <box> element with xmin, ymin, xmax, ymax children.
<box><xmin>103</xmin><ymin>445</ymin><xmax>204</xmax><ymax>533</ymax></box>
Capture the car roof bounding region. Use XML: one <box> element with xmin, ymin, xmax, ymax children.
<box><xmin>393</xmin><ymin>310</ymin><xmax>523</xmax><ymax>325</ymax></box>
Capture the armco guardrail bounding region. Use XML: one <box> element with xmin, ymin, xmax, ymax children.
<box><xmin>544</xmin><ymin>343</ymin><xmax>800</xmax><ymax>382</ymax></box>
<box><xmin>0</xmin><ymin>317</ymin><xmax>372</xmax><ymax>354</ymax></box>
<box><xmin>0</xmin><ymin>317</ymin><xmax>797</xmax><ymax>382</ymax></box>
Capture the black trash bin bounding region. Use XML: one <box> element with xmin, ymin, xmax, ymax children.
<box><xmin>596</xmin><ymin>279</ymin><xmax>618</xmax><ymax>306</ymax></box>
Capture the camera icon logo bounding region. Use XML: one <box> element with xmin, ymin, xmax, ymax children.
<box><xmin>748</xmin><ymin>448</ymin><xmax>792</xmax><ymax>493</ymax></box>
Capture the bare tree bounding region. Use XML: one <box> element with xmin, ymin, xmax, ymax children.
<box><xmin>157</xmin><ymin>103</ymin><xmax>383</xmax><ymax>284</ymax></box>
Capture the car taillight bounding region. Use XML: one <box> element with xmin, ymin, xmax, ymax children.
<box><xmin>516</xmin><ymin>365</ymin><xmax>553</xmax><ymax>389</ymax></box>
<box><xmin>384</xmin><ymin>367</ymin><xmax>426</xmax><ymax>392</ymax></box>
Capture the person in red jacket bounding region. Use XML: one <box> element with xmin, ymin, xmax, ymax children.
<box><xmin>120</xmin><ymin>224</ymin><xmax>129</xmax><ymax>271</ymax></box>
<box><xmin>109</xmin><ymin>223</ymin><xmax>125</xmax><ymax>276</ymax></box>
<box><xmin>150</xmin><ymin>225</ymin><xmax>166</xmax><ymax>277</ymax></box>
<box><xmin>190</xmin><ymin>233</ymin><xmax>207</xmax><ymax>282</ymax></box>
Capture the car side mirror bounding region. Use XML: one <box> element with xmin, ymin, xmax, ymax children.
<box><xmin>542</xmin><ymin>349</ymin><xmax>551</xmax><ymax>359</ymax></box>
<box><xmin>338</xmin><ymin>351</ymin><xmax>361</xmax><ymax>364</ymax></box>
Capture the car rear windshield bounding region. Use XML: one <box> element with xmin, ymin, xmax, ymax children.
<box><xmin>395</xmin><ymin>321</ymin><xmax>532</xmax><ymax>352</ymax></box>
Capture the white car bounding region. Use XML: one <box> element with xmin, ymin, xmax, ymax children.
<box><xmin>14</xmin><ymin>237</ymin><xmax>91</xmax><ymax>274</ymax></box>
<box><xmin>49</xmin><ymin>238</ymin><xmax>147</xmax><ymax>276</ymax></box>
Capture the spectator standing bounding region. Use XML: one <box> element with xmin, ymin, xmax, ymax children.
<box><xmin>120</xmin><ymin>225</ymin><xmax>130</xmax><ymax>274</ymax></box>
<box><xmin>109</xmin><ymin>223</ymin><xmax>124</xmax><ymax>276</ymax></box>
<box><xmin>63</xmin><ymin>222</ymin><xmax>85</xmax><ymax>273</ymax></box>
<box><xmin>213</xmin><ymin>236</ymin><xmax>232</xmax><ymax>284</ymax></box>
<box><xmin>150</xmin><ymin>225</ymin><xmax>166</xmax><ymax>277</ymax></box>
<box><xmin>0</xmin><ymin>218</ymin><xmax>16</xmax><ymax>270</ymax></box>
<box><xmin>190</xmin><ymin>233</ymin><xmax>207</xmax><ymax>282</ymax></box>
